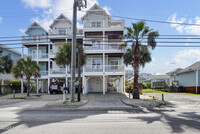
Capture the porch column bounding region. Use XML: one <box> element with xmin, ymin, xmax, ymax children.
<box><xmin>41</xmin><ymin>80</ymin><xmax>44</xmax><ymax>93</ymax></box>
<box><xmin>48</xmin><ymin>43</ymin><xmax>50</xmax><ymax>76</ymax></box>
<box><xmin>48</xmin><ymin>78</ymin><xmax>50</xmax><ymax>94</ymax></box>
<box><xmin>1</xmin><ymin>79</ymin><xmax>4</xmax><ymax>94</ymax></box>
<box><xmin>36</xmin><ymin>79</ymin><xmax>39</xmax><ymax>94</ymax></box>
<box><xmin>82</xmin><ymin>75</ymin><xmax>85</xmax><ymax>94</ymax></box>
<box><xmin>37</xmin><ymin>44</ymin><xmax>39</xmax><ymax>63</ymax></box>
<box><xmin>21</xmin><ymin>79</ymin><xmax>23</xmax><ymax>94</ymax></box>
<box><xmin>121</xmin><ymin>76</ymin><xmax>124</xmax><ymax>93</ymax></box>
<box><xmin>123</xmin><ymin>74</ymin><xmax>126</xmax><ymax>93</ymax></box>
<box><xmin>103</xmin><ymin>75</ymin><xmax>105</xmax><ymax>95</ymax></box>
<box><xmin>66</xmin><ymin>66</ymin><xmax>68</xmax><ymax>88</ymax></box>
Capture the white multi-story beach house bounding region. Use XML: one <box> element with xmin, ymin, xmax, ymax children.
<box><xmin>21</xmin><ymin>4</ymin><xmax>125</xmax><ymax>94</ymax></box>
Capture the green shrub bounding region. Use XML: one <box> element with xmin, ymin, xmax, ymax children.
<box><xmin>143</xmin><ymin>84</ymin><xmax>147</xmax><ymax>89</ymax></box>
<box><xmin>10</xmin><ymin>80</ymin><xmax>27</xmax><ymax>93</ymax></box>
<box><xmin>125</xmin><ymin>84</ymin><xmax>133</xmax><ymax>93</ymax></box>
<box><xmin>146</xmin><ymin>82</ymin><xmax>151</xmax><ymax>89</ymax></box>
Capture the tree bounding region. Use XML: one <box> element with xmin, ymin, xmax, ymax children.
<box><xmin>12</xmin><ymin>57</ymin><xmax>40</xmax><ymax>96</ymax></box>
<box><xmin>124</xmin><ymin>21</ymin><xmax>159</xmax><ymax>99</ymax></box>
<box><xmin>0</xmin><ymin>50</ymin><xmax>13</xmax><ymax>74</ymax></box>
<box><xmin>55</xmin><ymin>42</ymin><xmax>86</xmax><ymax>69</ymax></box>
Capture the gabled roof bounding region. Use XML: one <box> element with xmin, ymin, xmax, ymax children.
<box><xmin>25</xmin><ymin>22</ymin><xmax>48</xmax><ymax>34</ymax></box>
<box><xmin>81</xmin><ymin>3</ymin><xmax>111</xmax><ymax>20</ymax></box>
<box><xmin>167</xmin><ymin>68</ymin><xmax>183</xmax><ymax>75</ymax></box>
<box><xmin>0</xmin><ymin>44</ymin><xmax>21</xmax><ymax>55</ymax></box>
<box><xmin>178</xmin><ymin>61</ymin><xmax>200</xmax><ymax>74</ymax></box>
<box><xmin>50</xmin><ymin>14</ymin><xmax>72</xmax><ymax>29</ymax></box>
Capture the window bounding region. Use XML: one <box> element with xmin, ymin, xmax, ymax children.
<box><xmin>59</xmin><ymin>30</ymin><xmax>66</xmax><ymax>35</ymax></box>
<box><xmin>110</xmin><ymin>60</ymin><xmax>119</xmax><ymax>69</ymax></box>
<box><xmin>92</xmin><ymin>58</ymin><xmax>101</xmax><ymax>69</ymax></box>
<box><xmin>97</xmin><ymin>22</ymin><xmax>101</xmax><ymax>27</ymax></box>
<box><xmin>91</xmin><ymin>22</ymin><xmax>96</xmax><ymax>28</ymax></box>
<box><xmin>91</xmin><ymin>22</ymin><xmax>102</xmax><ymax>28</ymax></box>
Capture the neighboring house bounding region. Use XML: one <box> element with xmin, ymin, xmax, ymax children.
<box><xmin>176</xmin><ymin>61</ymin><xmax>200</xmax><ymax>93</ymax></box>
<box><xmin>150</xmin><ymin>74</ymin><xmax>170</xmax><ymax>89</ymax></box>
<box><xmin>21</xmin><ymin>4</ymin><xmax>125</xmax><ymax>94</ymax></box>
<box><xmin>166</xmin><ymin>68</ymin><xmax>183</xmax><ymax>86</ymax></box>
<box><xmin>140</xmin><ymin>73</ymin><xmax>152</xmax><ymax>80</ymax></box>
<box><xmin>82</xmin><ymin>4</ymin><xmax>125</xmax><ymax>94</ymax></box>
<box><xmin>125</xmin><ymin>70</ymin><xmax>134</xmax><ymax>80</ymax></box>
<box><xmin>127</xmin><ymin>72</ymin><xmax>152</xmax><ymax>84</ymax></box>
<box><xmin>0</xmin><ymin>44</ymin><xmax>21</xmax><ymax>94</ymax></box>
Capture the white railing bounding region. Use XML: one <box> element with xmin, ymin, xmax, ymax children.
<box><xmin>22</xmin><ymin>36</ymin><xmax>49</xmax><ymax>43</ymax></box>
<box><xmin>85</xmin><ymin>65</ymin><xmax>103</xmax><ymax>72</ymax></box>
<box><xmin>39</xmin><ymin>53</ymin><xmax>48</xmax><ymax>59</ymax></box>
<box><xmin>105</xmin><ymin>65</ymin><xmax>124</xmax><ymax>72</ymax></box>
<box><xmin>108</xmin><ymin>20</ymin><xmax>125</xmax><ymax>28</ymax></box>
<box><xmin>84</xmin><ymin>20</ymin><xmax>125</xmax><ymax>28</ymax></box>
<box><xmin>28</xmin><ymin>53</ymin><xmax>48</xmax><ymax>59</ymax></box>
<box><xmin>84</xmin><ymin>44</ymin><xmax>103</xmax><ymax>50</ymax></box>
<box><xmin>40</xmin><ymin>71</ymin><xmax>48</xmax><ymax>76</ymax></box>
<box><xmin>50</xmin><ymin>68</ymin><xmax>66</xmax><ymax>74</ymax></box>
<box><xmin>50</xmin><ymin>50</ymin><xmax>56</xmax><ymax>56</ymax></box>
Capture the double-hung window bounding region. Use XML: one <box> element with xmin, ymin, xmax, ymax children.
<box><xmin>92</xmin><ymin>58</ymin><xmax>101</xmax><ymax>69</ymax></box>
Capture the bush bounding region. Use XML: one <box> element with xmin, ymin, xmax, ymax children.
<box><xmin>10</xmin><ymin>80</ymin><xmax>27</xmax><ymax>93</ymax></box>
<box><xmin>146</xmin><ymin>82</ymin><xmax>151</xmax><ymax>89</ymax></box>
<box><xmin>125</xmin><ymin>84</ymin><xmax>133</xmax><ymax>93</ymax></box>
<box><xmin>143</xmin><ymin>84</ymin><xmax>147</xmax><ymax>89</ymax></box>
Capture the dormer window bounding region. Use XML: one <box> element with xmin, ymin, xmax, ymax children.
<box><xmin>59</xmin><ymin>30</ymin><xmax>66</xmax><ymax>35</ymax></box>
<box><xmin>91</xmin><ymin>21</ymin><xmax>102</xmax><ymax>28</ymax></box>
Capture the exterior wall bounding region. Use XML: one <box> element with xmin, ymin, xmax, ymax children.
<box><xmin>184</xmin><ymin>87</ymin><xmax>200</xmax><ymax>93</ymax></box>
<box><xmin>83</xmin><ymin>13</ymin><xmax>109</xmax><ymax>28</ymax></box>
<box><xmin>88</xmin><ymin>77</ymin><xmax>103</xmax><ymax>92</ymax></box>
<box><xmin>177</xmin><ymin>71</ymin><xmax>196</xmax><ymax>87</ymax></box>
<box><xmin>51</xmin><ymin>21</ymin><xmax>72</xmax><ymax>35</ymax></box>
<box><xmin>0</xmin><ymin>48</ymin><xmax>21</xmax><ymax>65</ymax></box>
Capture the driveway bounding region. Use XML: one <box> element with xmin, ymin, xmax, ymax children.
<box><xmin>80</xmin><ymin>93</ymin><xmax>132</xmax><ymax>109</ymax></box>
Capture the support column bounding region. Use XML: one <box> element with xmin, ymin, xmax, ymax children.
<box><xmin>41</xmin><ymin>80</ymin><xmax>44</xmax><ymax>93</ymax></box>
<box><xmin>103</xmin><ymin>75</ymin><xmax>105</xmax><ymax>95</ymax></box>
<box><xmin>48</xmin><ymin>78</ymin><xmax>50</xmax><ymax>94</ymax></box>
<box><xmin>36</xmin><ymin>79</ymin><xmax>39</xmax><ymax>94</ymax></box>
<box><xmin>124</xmin><ymin>74</ymin><xmax>126</xmax><ymax>93</ymax></box>
<box><xmin>1</xmin><ymin>79</ymin><xmax>4</xmax><ymax>94</ymax></box>
<box><xmin>21</xmin><ymin>79</ymin><xmax>23</xmax><ymax>94</ymax></box>
<box><xmin>37</xmin><ymin>44</ymin><xmax>39</xmax><ymax>63</ymax></box>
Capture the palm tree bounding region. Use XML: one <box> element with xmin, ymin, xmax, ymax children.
<box><xmin>0</xmin><ymin>50</ymin><xmax>13</xmax><ymax>74</ymax></box>
<box><xmin>12</xmin><ymin>57</ymin><xmax>40</xmax><ymax>96</ymax></box>
<box><xmin>55</xmin><ymin>42</ymin><xmax>86</xmax><ymax>68</ymax></box>
<box><xmin>124</xmin><ymin>21</ymin><xmax>159</xmax><ymax>99</ymax></box>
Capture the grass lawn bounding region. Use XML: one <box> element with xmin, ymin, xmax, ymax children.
<box><xmin>143</xmin><ymin>89</ymin><xmax>200</xmax><ymax>95</ymax></box>
<box><xmin>143</xmin><ymin>89</ymin><xmax>168</xmax><ymax>93</ymax></box>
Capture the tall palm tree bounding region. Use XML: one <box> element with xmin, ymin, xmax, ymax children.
<box><xmin>12</xmin><ymin>57</ymin><xmax>40</xmax><ymax>96</ymax></box>
<box><xmin>124</xmin><ymin>21</ymin><xmax>159</xmax><ymax>99</ymax></box>
<box><xmin>0</xmin><ymin>50</ymin><xmax>13</xmax><ymax>74</ymax></box>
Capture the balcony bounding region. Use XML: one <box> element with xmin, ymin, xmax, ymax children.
<box><xmin>85</xmin><ymin>65</ymin><xmax>103</xmax><ymax>72</ymax></box>
<box><xmin>84</xmin><ymin>65</ymin><xmax>124</xmax><ymax>73</ymax></box>
<box><xmin>28</xmin><ymin>53</ymin><xmax>48</xmax><ymax>60</ymax></box>
<box><xmin>40</xmin><ymin>71</ymin><xmax>48</xmax><ymax>76</ymax></box>
<box><xmin>22</xmin><ymin>36</ymin><xmax>49</xmax><ymax>44</ymax></box>
<box><xmin>105</xmin><ymin>65</ymin><xmax>124</xmax><ymax>72</ymax></box>
<box><xmin>50</xmin><ymin>68</ymin><xmax>66</xmax><ymax>75</ymax></box>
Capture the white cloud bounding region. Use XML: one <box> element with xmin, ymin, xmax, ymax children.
<box><xmin>19</xmin><ymin>29</ymin><xmax>26</xmax><ymax>34</ymax></box>
<box><xmin>0</xmin><ymin>17</ymin><xmax>2</xmax><ymax>23</ymax></box>
<box><xmin>168</xmin><ymin>13</ymin><xmax>200</xmax><ymax>35</ymax></box>
<box><xmin>165</xmin><ymin>49</ymin><xmax>200</xmax><ymax>69</ymax></box>
<box><xmin>22</xmin><ymin>0</ymin><xmax>52</xmax><ymax>8</ymax></box>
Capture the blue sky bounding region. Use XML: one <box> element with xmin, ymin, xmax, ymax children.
<box><xmin>1</xmin><ymin>0</ymin><xmax>200</xmax><ymax>74</ymax></box>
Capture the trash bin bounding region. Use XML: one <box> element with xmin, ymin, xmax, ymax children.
<box><xmin>178</xmin><ymin>86</ymin><xmax>184</xmax><ymax>92</ymax></box>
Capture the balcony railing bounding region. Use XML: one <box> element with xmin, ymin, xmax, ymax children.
<box><xmin>85</xmin><ymin>65</ymin><xmax>124</xmax><ymax>73</ymax></box>
<box><xmin>84</xmin><ymin>45</ymin><xmax>103</xmax><ymax>50</ymax></box>
<box><xmin>22</xmin><ymin>36</ymin><xmax>49</xmax><ymax>43</ymax></box>
<box><xmin>105</xmin><ymin>65</ymin><xmax>124</xmax><ymax>72</ymax></box>
<box><xmin>28</xmin><ymin>53</ymin><xmax>48</xmax><ymax>59</ymax></box>
<box><xmin>50</xmin><ymin>68</ymin><xmax>66</xmax><ymax>74</ymax></box>
<box><xmin>40</xmin><ymin>71</ymin><xmax>48</xmax><ymax>76</ymax></box>
<box><xmin>85</xmin><ymin>65</ymin><xmax>103</xmax><ymax>72</ymax></box>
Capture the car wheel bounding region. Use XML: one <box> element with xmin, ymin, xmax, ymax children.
<box><xmin>50</xmin><ymin>91</ymin><xmax>53</xmax><ymax>94</ymax></box>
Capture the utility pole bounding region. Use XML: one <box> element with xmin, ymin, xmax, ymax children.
<box><xmin>71</xmin><ymin>0</ymin><xmax>87</xmax><ymax>103</ymax></box>
<box><xmin>77</xmin><ymin>46</ymin><xmax>81</xmax><ymax>102</ymax></box>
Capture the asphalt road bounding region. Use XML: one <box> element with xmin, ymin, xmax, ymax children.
<box><xmin>0</xmin><ymin>93</ymin><xmax>200</xmax><ymax>134</ymax></box>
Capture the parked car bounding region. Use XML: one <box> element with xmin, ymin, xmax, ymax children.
<box><xmin>49</xmin><ymin>82</ymin><xmax>65</xmax><ymax>94</ymax></box>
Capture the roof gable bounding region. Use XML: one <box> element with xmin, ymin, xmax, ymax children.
<box><xmin>178</xmin><ymin>61</ymin><xmax>200</xmax><ymax>74</ymax></box>
<box><xmin>25</xmin><ymin>22</ymin><xmax>48</xmax><ymax>35</ymax></box>
<box><xmin>50</xmin><ymin>14</ymin><xmax>72</xmax><ymax>29</ymax></box>
<box><xmin>81</xmin><ymin>3</ymin><xmax>111</xmax><ymax>20</ymax></box>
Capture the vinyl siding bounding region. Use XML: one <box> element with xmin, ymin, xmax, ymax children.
<box><xmin>177</xmin><ymin>71</ymin><xmax>196</xmax><ymax>87</ymax></box>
